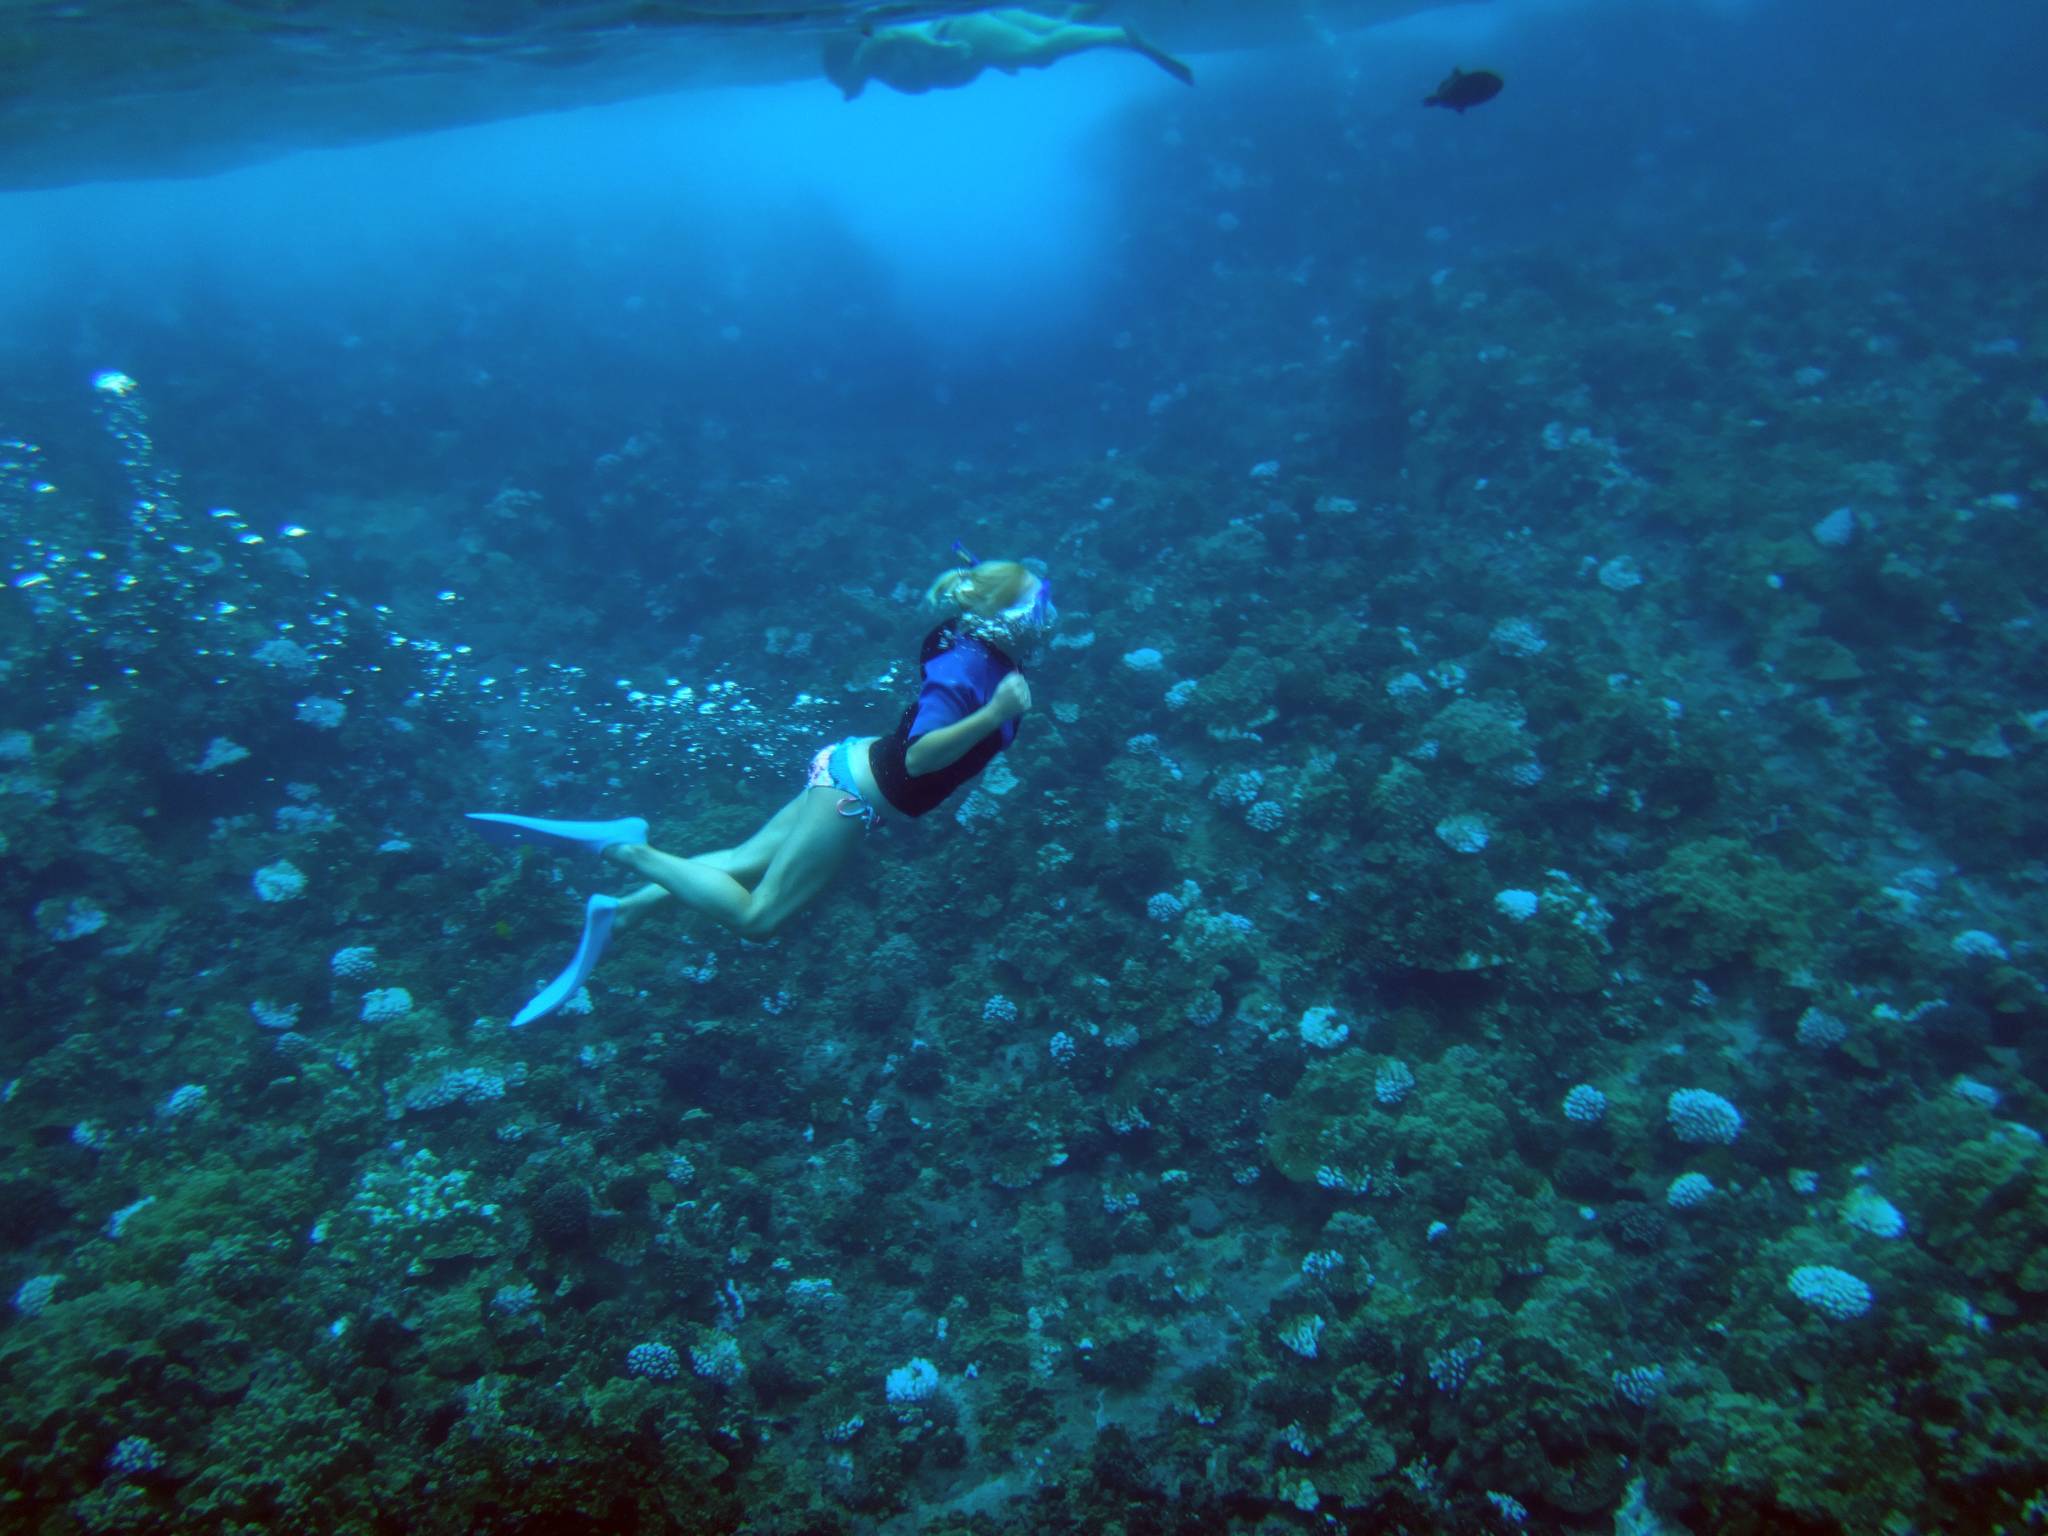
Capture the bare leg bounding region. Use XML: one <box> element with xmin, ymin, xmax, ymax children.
<box><xmin>613</xmin><ymin>882</ymin><xmax>670</xmax><ymax>928</ymax></box>
<box><xmin>605</xmin><ymin>789</ymin><xmax>865</xmax><ymax>941</ymax></box>
<box><xmin>1005</xmin><ymin>8</ymin><xmax>1099</xmax><ymax>36</ymax></box>
<box><xmin>697</xmin><ymin>792</ymin><xmax>810</xmax><ymax>880</ymax></box>
<box><xmin>613</xmin><ymin>793</ymin><xmax>810</xmax><ymax>930</ymax></box>
<box><xmin>947</xmin><ymin>14</ymin><xmax>1115</xmax><ymax>69</ymax></box>
<box><xmin>1007</xmin><ymin>20</ymin><xmax>1126</xmax><ymax>62</ymax></box>
<box><xmin>1117</xmin><ymin>26</ymin><xmax>1193</xmax><ymax>85</ymax></box>
<box><xmin>1001</xmin><ymin>22</ymin><xmax>1192</xmax><ymax>85</ymax></box>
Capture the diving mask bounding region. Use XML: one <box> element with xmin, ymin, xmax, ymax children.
<box><xmin>960</xmin><ymin>572</ymin><xmax>1057</xmax><ymax>659</ymax></box>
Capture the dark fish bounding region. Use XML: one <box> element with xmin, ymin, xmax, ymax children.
<box><xmin>1423</xmin><ymin>66</ymin><xmax>1502</xmax><ymax>113</ymax></box>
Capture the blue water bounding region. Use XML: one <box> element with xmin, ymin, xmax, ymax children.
<box><xmin>3</xmin><ymin>1</ymin><xmax>2046</xmax><ymax>1530</ymax></box>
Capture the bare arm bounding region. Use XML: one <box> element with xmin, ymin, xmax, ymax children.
<box><xmin>904</xmin><ymin>673</ymin><xmax>1032</xmax><ymax>776</ymax></box>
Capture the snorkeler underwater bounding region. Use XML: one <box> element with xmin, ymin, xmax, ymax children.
<box><xmin>470</xmin><ymin>557</ymin><xmax>1055</xmax><ymax>1024</ymax></box>
<box><xmin>3</xmin><ymin>0</ymin><xmax>2048</xmax><ymax>1532</ymax></box>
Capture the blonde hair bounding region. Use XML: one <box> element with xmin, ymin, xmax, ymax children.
<box><xmin>926</xmin><ymin>559</ymin><xmax>1033</xmax><ymax>619</ymax></box>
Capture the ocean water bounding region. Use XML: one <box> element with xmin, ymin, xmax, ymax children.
<box><xmin>2</xmin><ymin>0</ymin><xmax>2046</xmax><ymax>1530</ymax></box>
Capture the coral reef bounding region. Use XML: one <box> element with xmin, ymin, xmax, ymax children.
<box><xmin>3</xmin><ymin>3</ymin><xmax>2047</xmax><ymax>1531</ymax></box>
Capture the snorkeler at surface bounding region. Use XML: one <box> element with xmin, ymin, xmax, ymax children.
<box><xmin>468</xmin><ymin>554</ymin><xmax>1055</xmax><ymax>1026</ymax></box>
<box><xmin>821</xmin><ymin>6</ymin><xmax>1193</xmax><ymax>99</ymax></box>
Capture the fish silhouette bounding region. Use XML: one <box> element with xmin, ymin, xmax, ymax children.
<box><xmin>1423</xmin><ymin>66</ymin><xmax>1503</xmax><ymax>113</ymax></box>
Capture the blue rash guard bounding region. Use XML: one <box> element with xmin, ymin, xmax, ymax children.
<box><xmin>867</xmin><ymin>620</ymin><xmax>1019</xmax><ymax>818</ymax></box>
